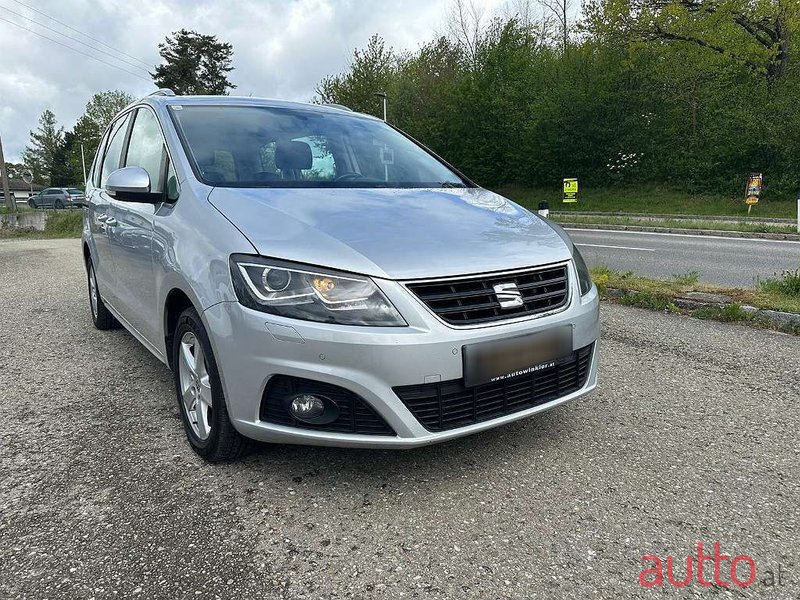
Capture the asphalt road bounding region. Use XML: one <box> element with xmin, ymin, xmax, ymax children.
<box><xmin>1</xmin><ymin>238</ymin><xmax>798</xmax><ymax>599</ymax></box>
<box><xmin>568</xmin><ymin>228</ymin><xmax>800</xmax><ymax>288</ymax></box>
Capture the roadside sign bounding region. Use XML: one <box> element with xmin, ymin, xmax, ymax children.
<box><xmin>745</xmin><ymin>173</ymin><xmax>762</xmax><ymax>207</ymax></box>
<box><xmin>22</xmin><ymin>170</ymin><xmax>33</xmax><ymax>184</ymax></box>
<box><xmin>563</xmin><ymin>178</ymin><xmax>578</xmax><ymax>203</ymax></box>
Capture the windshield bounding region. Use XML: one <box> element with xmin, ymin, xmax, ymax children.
<box><xmin>169</xmin><ymin>105</ymin><xmax>467</xmax><ymax>189</ymax></box>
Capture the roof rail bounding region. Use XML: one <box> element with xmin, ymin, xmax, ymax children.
<box><xmin>324</xmin><ymin>103</ymin><xmax>352</xmax><ymax>112</ymax></box>
<box><xmin>149</xmin><ymin>88</ymin><xmax>176</xmax><ymax>97</ymax></box>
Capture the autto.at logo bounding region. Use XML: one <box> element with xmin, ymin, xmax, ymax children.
<box><xmin>639</xmin><ymin>542</ymin><xmax>757</xmax><ymax>588</ymax></box>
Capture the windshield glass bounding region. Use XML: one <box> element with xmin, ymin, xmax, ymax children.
<box><xmin>169</xmin><ymin>105</ymin><xmax>467</xmax><ymax>188</ymax></box>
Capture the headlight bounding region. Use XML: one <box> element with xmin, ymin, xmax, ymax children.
<box><xmin>229</xmin><ymin>255</ymin><xmax>406</xmax><ymax>326</ymax></box>
<box><xmin>572</xmin><ymin>246</ymin><xmax>593</xmax><ymax>296</ymax></box>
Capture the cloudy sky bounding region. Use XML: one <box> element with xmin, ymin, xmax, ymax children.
<box><xmin>0</xmin><ymin>0</ymin><xmax>514</xmax><ymax>162</ymax></box>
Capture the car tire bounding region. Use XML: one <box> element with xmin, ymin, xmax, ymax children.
<box><xmin>28</xmin><ymin>199</ymin><xmax>37</xmax><ymax>209</ymax></box>
<box><xmin>54</xmin><ymin>200</ymin><xmax>64</xmax><ymax>209</ymax></box>
<box><xmin>172</xmin><ymin>307</ymin><xmax>249</xmax><ymax>462</ymax></box>
<box><xmin>88</xmin><ymin>260</ymin><xmax>120</xmax><ymax>330</ymax></box>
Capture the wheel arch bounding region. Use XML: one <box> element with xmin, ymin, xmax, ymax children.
<box><xmin>164</xmin><ymin>287</ymin><xmax>196</xmax><ymax>370</ymax></box>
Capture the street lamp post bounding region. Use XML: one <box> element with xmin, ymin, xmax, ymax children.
<box><xmin>81</xmin><ymin>143</ymin><xmax>87</xmax><ymax>186</ymax></box>
<box><xmin>374</xmin><ymin>91</ymin><xmax>387</xmax><ymax>122</ymax></box>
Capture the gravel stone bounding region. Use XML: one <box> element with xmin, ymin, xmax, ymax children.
<box><xmin>1</xmin><ymin>238</ymin><xmax>798</xmax><ymax>599</ymax></box>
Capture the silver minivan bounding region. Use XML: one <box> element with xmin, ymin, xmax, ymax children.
<box><xmin>83</xmin><ymin>90</ymin><xmax>599</xmax><ymax>462</ymax></box>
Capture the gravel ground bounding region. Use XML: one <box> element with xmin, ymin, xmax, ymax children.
<box><xmin>1</xmin><ymin>238</ymin><xmax>798</xmax><ymax>599</ymax></box>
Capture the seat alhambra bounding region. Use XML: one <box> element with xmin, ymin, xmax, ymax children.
<box><xmin>82</xmin><ymin>90</ymin><xmax>599</xmax><ymax>462</ymax></box>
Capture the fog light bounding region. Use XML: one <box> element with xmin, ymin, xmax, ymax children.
<box><xmin>289</xmin><ymin>394</ymin><xmax>325</xmax><ymax>420</ymax></box>
<box><xmin>284</xmin><ymin>391</ymin><xmax>340</xmax><ymax>424</ymax></box>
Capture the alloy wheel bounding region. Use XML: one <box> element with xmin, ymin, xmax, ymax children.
<box><xmin>178</xmin><ymin>331</ymin><xmax>213</xmax><ymax>440</ymax></box>
<box><xmin>89</xmin><ymin>266</ymin><xmax>99</xmax><ymax>318</ymax></box>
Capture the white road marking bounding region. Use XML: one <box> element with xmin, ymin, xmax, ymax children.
<box><xmin>576</xmin><ymin>243</ymin><xmax>655</xmax><ymax>252</ymax></box>
<box><xmin>565</xmin><ymin>227</ymin><xmax>800</xmax><ymax>245</ymax></box>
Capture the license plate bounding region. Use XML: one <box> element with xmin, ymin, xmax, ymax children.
<box><xmin>462</xmin><ymin>327</ymin><xmax>573</xmax><ymax>387</ymax></box>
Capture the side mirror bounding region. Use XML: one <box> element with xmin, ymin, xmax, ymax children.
<box><xmin>106</xmin><ymin>166</ymin><xmax>160</xmax><ymax>203</ymax></box>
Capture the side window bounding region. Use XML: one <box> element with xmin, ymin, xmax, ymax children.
<box><xmin>100</xmin><ymin>113</ymin><xmax>131</xmax><ymax>187</ymax></box>
<box><xmin>166</xmin><ymin>161</ymin><xmax>180</xmax><ymax>203</ymax></box>
<box><xmin>90</xmin><ymin>133</ymin><xmax>107</xmax><ymax>187</ymax></box>
<box><xmin>125</xmin><ymin>108</ymin><xmax>167</xmax><ymax>193</ymax></box>
<box><xmin>293</xmin><ymin>136</ymin><xmax>336</xmax><ymax>180</ymax></box>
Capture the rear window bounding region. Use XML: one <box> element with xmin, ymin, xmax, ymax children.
<box><xmin>68</xmin><ymin>188</ymin><xmax>84</xmax><ymax>195</ymax></box>
<box><xmin>169</xmin><ymin>104</ymin><xmax>467</xmax><ymax>189</ymax></box>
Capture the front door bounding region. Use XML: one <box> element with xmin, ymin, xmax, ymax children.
<box><xmin>89</xmin><ymin>111</ymin><xmax>132</xmax><ymax>307</ymax></box>
<box><xmin>106</xmin><ymin>107</ymin><xmax>166</xmax><ymax>345</ymax></box>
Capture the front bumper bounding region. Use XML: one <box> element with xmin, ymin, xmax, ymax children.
<box><xmin>203</xmin><ymin>263</ymin><xmax>600</xmax><ymax>448</ymax></box>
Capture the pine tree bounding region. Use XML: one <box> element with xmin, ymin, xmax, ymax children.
<box><xmin>21</xmin><ymin>109</ymin><xmax>64</xmax><ymax>186</ymax></box>
<box><xmin>151</xmin><ymin>29</ymin><xmax>236</xmax><ymax>95</ymax></box>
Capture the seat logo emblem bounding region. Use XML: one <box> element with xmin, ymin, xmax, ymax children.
<box><xmin>493</xmin><ymin>282</ymin><xmax>524</xmax><ymax>309</ymax></box>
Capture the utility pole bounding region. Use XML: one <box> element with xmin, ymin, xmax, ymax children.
<box><xmin>0</xmin><ymin>130</ymin><xmax>15</xmax><ymax>212</ymax></box>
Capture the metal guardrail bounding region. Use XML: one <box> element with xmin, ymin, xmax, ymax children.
<box><xmin>550</xmin><ymin>210</ymin><xmax>795</xmax><ymax>225</ymax></box>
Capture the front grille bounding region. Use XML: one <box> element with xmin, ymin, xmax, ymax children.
<box><xmin>406</xmin><ymin>264</ymin><xmax>570</xmax><ymax>325</ymax></box>
<box><xmin>394</xmin><ymin>343</ymin><xmax>593</xmax><ymax>432</ymax></box>
<box><xmin>260</xmin><ymin>376</ymin><xmax>395</xmax><ymax>436</ymax></box>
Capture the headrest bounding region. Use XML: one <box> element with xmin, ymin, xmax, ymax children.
<box><xmin>275</xmin><ymin>140</ymin><xmax>312</xmax><ymax>171</ymax></box>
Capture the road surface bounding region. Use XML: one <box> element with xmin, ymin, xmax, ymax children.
<box><xmin>568</xmin><ymin>227</ymin><xmax>799</xmax><ymax>288</ymax></box>
<box><xmin>1</xmin><ymin>238</ymin><xmax>798</xmax><ymax>599</ymax></box>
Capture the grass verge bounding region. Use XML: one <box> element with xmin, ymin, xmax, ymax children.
<box><xmin>592</xmin><ymin>266</ymin><xmax>800</xmax><ymax>334</ymax></box>
<box><xmin>0</xmin><ymin>210</ymin><xmax>82</xmax><ymax>239</ymax></box>
<box><xmin>551</xmin><ymin>214</ymin><xmax>798</xmax><ymax>235</ymax></box>
<box><xmin>499</xmin><ymin>185</ymin><xmax>798</xmax><ymax>219</ymax></box>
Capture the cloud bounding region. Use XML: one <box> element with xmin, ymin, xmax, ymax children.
<box><xmin>0</xmin><ymin>0</ymin><xmax>476</xmax><ymax>162</ymax></box>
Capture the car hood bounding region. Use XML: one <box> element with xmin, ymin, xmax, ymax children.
<box><xmin>208</xmin><ymin>187</ymin><xmax>572</xmax><ymax>280</ymax></box>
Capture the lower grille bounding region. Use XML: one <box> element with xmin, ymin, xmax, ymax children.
<box><xmin>394</xmin><ymin>343</ymin><xmax>594</xmax><ymax>432</ymax></box>
<box><xmin>260</xmin><ymin>376</ymin><xmax>395</xmax><ymax>436</ymax></box>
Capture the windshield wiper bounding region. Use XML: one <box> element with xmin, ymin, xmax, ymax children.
<box><xmin>439</xmin><ymin>181</ymin><xmax>467</xmax><ymax>188</ymax></box>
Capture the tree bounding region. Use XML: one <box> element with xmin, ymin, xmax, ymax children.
<box><xmin>584</xmin><ymin>0</ymin><xmax>796</xmax><ymax>83</ymax></box>
<box><xmin>68</xmin><ymin>90</ymin><xmax>133</xmax><ymax>183</ymax></box>
<box><xmin>21</xmin><ymin>109</ymin><xmax>64</xmax><ymax>186</ymax></box>
<box><xmin>51</xmin><ymin>131</ymin><xmax>76</xmax><ymax>186</ymax></box>
<box><xmin>312</xmin><ymin>2</ymin><xmax>799</xmax><ymax>198</ymax></box>
<box><xmin>537</xmin><ymin>0</ymin><xmax>572</xmax><ymax>52</ymax></box>
<box><xmin>152</xmin><ymin>29</ymin><xmax>236</xmax><ymax>95</ymax></box>
<box><xmin>3</xmin><ymin>162</ymin><xmax>28</xmax><ymax>181</ymax></box>
<box><xmin>315</xmin><ymin>35</ymin><xmax>397</xmax><ymax>117</ymax></box>
<box><xmin>448</xmin><ymin>0</ymin><xmax>488</xmax><ymax>69</ymax></box>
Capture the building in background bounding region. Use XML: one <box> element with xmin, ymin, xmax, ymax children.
<box><xmin>4</xmin><ymin>179</ymin><xmax>45</xmax><ymax>203</ymax></box>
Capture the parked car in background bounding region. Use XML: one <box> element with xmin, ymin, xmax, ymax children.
<box><xmin>83</xmin><ymin>92</ymin><xmax>599</xmax><ymax>462</ymax></box>
<box><xmin>28</xmin><ymin>187</ymin><xmax>85</xmax><ymax>209</ymax></box>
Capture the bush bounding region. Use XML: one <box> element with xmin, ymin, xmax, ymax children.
<box><xmin>44</xmin><ymin>211</ymin><xmax>82</xmax><ymax>238</ymax></box>
<box><xmin>759</xmin><ymin>269</ymin><xmax>800</xmax><ymax>297</ymax></box>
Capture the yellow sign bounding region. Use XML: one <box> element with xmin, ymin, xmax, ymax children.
<box><xmin>745</xmin><ymin>173</ymin><xmax>762</xmax><ymax>206</ymax></box>
<box><xmin>563</xmin><ymin>178</ymin><xmax>578</xmax><ymax>203</ymax></box>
